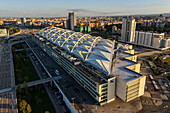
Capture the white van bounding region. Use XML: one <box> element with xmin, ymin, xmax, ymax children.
<box><xmin>55</xmin><ymin>70</ymin><xmax>59</xmax><ymax>75</ymax></box>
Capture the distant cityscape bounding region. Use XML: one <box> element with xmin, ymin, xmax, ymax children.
<box><xmin>0</xmin><ymin>3</ymin><xmax>170</xmax><ymax>113</ymax></box>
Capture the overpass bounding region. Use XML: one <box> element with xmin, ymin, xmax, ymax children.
<box><xmin>16</xmin><ymin>78</ymin><xmax>53</xmax><ymax>89</ymax></box>
<box><xmin>0</xmin><ymin>78</ymin><xmax>53</xmax><ymax>94</ymax></box>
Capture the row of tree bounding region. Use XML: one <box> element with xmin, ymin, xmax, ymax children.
<box><xmin>17</xmin><ymin>82</ymin><xmax>32</xmax><ymax>113</ymax></box>
<box><xmin>0</xmin><ymin>25</ymin><xmax>20</xmax><ymax>35</ymax></box>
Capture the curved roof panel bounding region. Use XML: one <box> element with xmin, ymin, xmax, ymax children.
<box><xmin>38</xmin><ymin>27</ymin><xmax>115</xmax><ymax>75</ymax></box>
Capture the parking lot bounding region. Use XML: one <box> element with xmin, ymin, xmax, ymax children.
<box><xmin>0</xmin><ymin>44</ymin><xmax>11</xmax><ymax>90</ymax></box>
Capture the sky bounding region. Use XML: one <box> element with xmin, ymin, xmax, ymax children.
<box><xmin>0</xmin><ymin>0</ymin><xmax>170</xmax><ymax>17</ymax></box>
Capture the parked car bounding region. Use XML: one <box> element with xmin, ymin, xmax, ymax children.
<box><xmin>57</xmin><ymin>94</ymin><xmax>62</xmax><ymax>99</ymax></box>
<box><xmin>58</xmin><ymin>99</ymin><xmax>64</xmax><ymax>105</ymax></box>
<box><xmin>53</xmin><ymin>91</ymin><xmax>60</xmax><ymax>95</ymax></box>
<box><xmin>55</xmin><ymin>70</ymin><xmax>59</xmax><ymax>75</ymax></box>
<box><xmin>164</xmin><ymin>83</ymin><xmax>168</xmax><ymax>87</ymax></box>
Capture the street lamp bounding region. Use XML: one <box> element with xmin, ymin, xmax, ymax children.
<box><xmin>95</xmin><ymin>103</ymin><xmax>98</xmax><ymax>109</ymax></box>
<box><xmin>71</xmin><ymin>97</ymin><xmax>75</xmax><ymax>106</ymax></box>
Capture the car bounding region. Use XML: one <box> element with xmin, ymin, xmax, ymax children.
<box><xmin>55</xmin><ymin>70</ymin><xmax>59</xmax><ymax>75</ymax></box>
<box><xmin>44</xmin><ymin>75</ymin><xmax>48</xmax><ymax>78</ymax></box>
<box><xmin>164</xmin><ymin>83</ymin><xmax>168</xmax><ymax>87</ymax></box>
<box><xmin>53</xmin><ymin>91</ymin><xmax>60</xmax><ymax>95</ymax></box>
<box><xmin>58</xmin><ymin>99</ymin><xmax>64</xmax><ymax>105</ymax></box>
<box><xmin>57</xmin><ymin>95</ymin><xmax>62</xmax><ymax>99</ymax></box>
<box><xmin>42</xmin><ymin>72</ymin><xmax>46</xmax><ymax>76</ymax></box>
<box><xmin>162</xmin><ymin>81</ymin><xmax>166</xmax><ymax>84</ymax></box>
<box><xmin>36</xmin><ymin>62</ymin><xmax>39</xmax><ymax>66</ymax></box>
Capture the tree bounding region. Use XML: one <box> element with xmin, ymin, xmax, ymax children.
<box><xmin>19</xmin><ymin>100</ymin><xmax>27</xmax><ymax>113</ymax></box>
<box><xmin>23</xmin><ymin>48</ymin><xmax>26</xmax><ymax>56</ymax></box>
<box><xmin>27</xmin><ymin>104</ymin><xmax>32</xmax><ymax>113</ymax></box>
<box><xmin>23</xmin><ymin>81</ymin><xmax>28</xmax><ymax>96</ymax></box>
<box><xmin>19</xmin><ymin>100</ymin><xmax>32</xmax><ymax>113</ymax></box>
<box><xmin>16</xmin><ymin>84</ymin><xmax>22</xmax><ymax>99</ymax></box>
<box><xmin>148</xmin><ymin>56</ymin><xmax>154</xmax><ymax>61</ymax></box>
<box><xmin>16</xmin><ymin>84</ymin><xmax>22</xmax><ymax>93</ymax></box>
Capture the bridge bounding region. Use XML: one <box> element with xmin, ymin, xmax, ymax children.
<box><xmin>16</xmin><ymin>78</ymin><xmax>53</xmax><ymax>89</ymax></box>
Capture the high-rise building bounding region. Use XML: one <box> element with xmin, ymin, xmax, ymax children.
<box><xmin>68</xmin><ymin>12</ymin><xmax>76</xmax><ymax>30</ymax></box>
<box><xmin>21</xmin><ymin>18</ymin><xmax>26</xmax><ymax>26</ymax></box>
<box><xmin>121</xmin><ymin>19</ymin><xmax>136</xmax><ymax>43</ymax></box>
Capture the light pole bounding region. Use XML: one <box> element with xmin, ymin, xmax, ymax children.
<box><xmin>71</xmin><ymin>97</ymin><xmax>75</xmax><ymax>106</ymax></box>
<box><xmin>95</xmin><ymin>103</ymin><xmax>98</xmax><ymax>109</ymax></box>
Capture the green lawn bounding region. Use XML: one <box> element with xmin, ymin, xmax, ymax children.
<box><xmin>13</xmin><ymin>49</ymin><xmax>40</xmax><ymax>84</ymax></box>
<box><xmin>164</xmin><ymin>57</ymin><xmax>170</xmax><ymax>65</ymax></box>
<box><xmin>17</xmin><ymin>84</ymin><xmax>56</xmax><ymax>113</ymax></box>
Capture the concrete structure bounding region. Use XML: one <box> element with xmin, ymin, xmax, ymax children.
<box><xmin>134</xmin><ymin>31</ymin><xmax>166</xmax><ymax>49</ymax></box>
<box><xmin>0</xmin><ymin>29</ymin><xmax>7</xmax><ymax>37</ymax></box>
<box><xmin>20</xmin><ymin>18</ymin><xmax>26</xmax><ymax>26</ymax></box>
<box><xmin>68</xmin><ymin>12</ymin><xmax>76</xmax><ymax>30</ymax></box>
<box><xmin>74</xmin><ymin>26</ymin><xmax>91</xmax><ymax>33</ymax></box>
<box><xmin>121</xmin><ymin>19</ymin><xmax>136</xmax><ymax>43</ymax></box>
<box><xmin>160</xmin><ymin>38</ymin><xmax>170</xmax><ymax>48</ymax></box>
<box><xmin>120</xmin><ymin>19</ymin><xmax>170</xmax><ymax>49</ymax></box>
<box><xmin>143</xmin><ymin>32</ymin><xmax>153</xmax><ymax>47</ymax></box>
<box><xmin>34</xmin><ymin>27</ymin><xmax>146</xmax><ymax>105</ymax></box>
<box><xmin>151</xmin><ymin>33</ymin><xmax>164</xmax><ymax>48</ymax></box>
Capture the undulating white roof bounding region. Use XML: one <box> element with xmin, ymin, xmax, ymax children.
<box><xmin>37</xmin><ymin>27</ymin><xmax>115</xmax><ymax>74</ymax></box>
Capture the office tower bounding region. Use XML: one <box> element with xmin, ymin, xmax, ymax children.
<box><xmin>21</xmin><ymin>18</ymin><xmax>26</xmax><ymax>26</ymax></box>
<box><xmin>68</xmin><ymin>12</ymin><xmax>76</xmax><ymax>30</ymax></box>
<box><xmin>121</xmin><ymin>19</ymin><xmax>136</xmax><ymax>43</ymax></box>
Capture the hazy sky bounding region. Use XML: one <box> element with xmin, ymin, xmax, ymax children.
<box><xmin>0</xmin><ymin>0</ymin><xmax>170</xmax><ymax>17</ymax></box>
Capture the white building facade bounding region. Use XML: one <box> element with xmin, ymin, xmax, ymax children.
<box><xmin>121</xmin><ymin>19</ymin><xmax>136</xmax><ymax>43</ymax></box>
<box><xmin>120</xmin><ymin>19</ymin><xmax>169</xmax><ymax>49</ymax></box>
